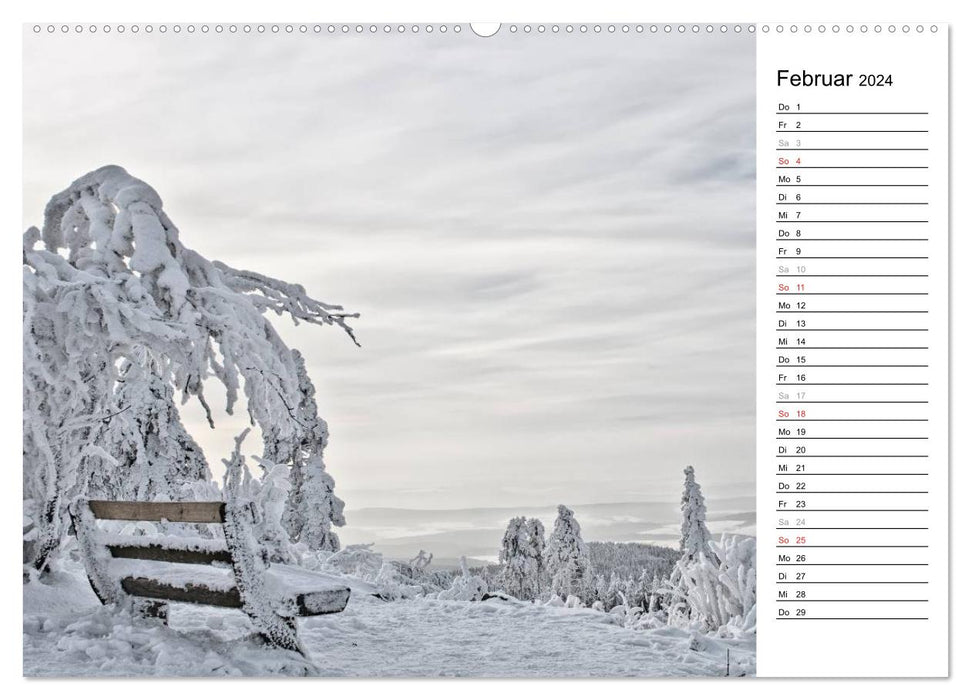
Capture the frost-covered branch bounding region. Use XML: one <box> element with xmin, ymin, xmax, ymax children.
<box><xmin>212</xmin><ymin>262</ymin><xmax>360</xmax><ymax>346</ymax></box>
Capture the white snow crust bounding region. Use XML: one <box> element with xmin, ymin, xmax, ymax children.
<box><xmin>24</xmin><ymin>560</ymin><xmax>754</xmax><ymax>677</ymax></box>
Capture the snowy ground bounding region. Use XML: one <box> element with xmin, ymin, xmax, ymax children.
<box><xmin>23</xmin><ymin>566</ymin><xmax>755</xmax><ymax>678</ymax></box>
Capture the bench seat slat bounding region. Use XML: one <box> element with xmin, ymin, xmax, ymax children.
<box><xmin>109</xmin><ymin>559</ymin><xmax>352</xmax><ymax>616</ymax></box>
<box><xmin>88</xmin><ymin>500</ymin><xmax>226</xmax><ymax>523</ymax></box>
<box><xmin>121</xmin><ymin>578</ymin><xmax>351</xmax><ymax>615</ymax></box>
<box><xmin>121</xmin><ymin>577</ymin><xmax>242</xmax><ymax>608</ymax></box>
<box><xmin>108</xmin><ymin>543</ymin><xmax>233</xmax><ymax>566</ymax></box>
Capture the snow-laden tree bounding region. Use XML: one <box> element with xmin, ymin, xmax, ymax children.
<box><xmin>542</xmin><ymin>504</ymin><xmax>591</xmax><ymax>600</ymax></box>
<box><xmin>679</xmin><ymin>465</ymin><xmax>713</xmax><ymax>561</ymax></box>
<box><xmin>647</xmin><ymin>573</ymin><xmax>663</xmax><ymax>613</ymax></box>
<box><xmin>592</xmin><ymin>574</ymin><xmax>608</xmax><ymax>606</ymax></box>
<box><xmin>668</xmin><ymin>465</ymin><xmax>723</xmax><ymax>622</ymax></box>
<box><xmin>87</xmin><ymin>357</ymin><xmax>212</xmax><ymax>502</ymax></box>
<box><xmin>23</xmin><ymin>165</ymin><xmax>357</xmax><ymax>571</ymax></box>
<box><xmin>633</xmin><ymin>569</ymin><xmax>653</xmax><ymax>610</ymax></box>
<box><xmin>498</xmin><ymin>517</ymin><xmax>531</xmax><ymax>599</ymax></box>
<box><xmin>279</xmin><ymin>350</ymin><xmax>346</xmax><ymax>552</ymax></box>
<box><xmin>604</xmin><ymin>573</ymin><xmax>623</xmax><ymax>610</ymax></box>
<box><xmin>524</xmin><ymin>517</ymin><xmax>546</xmax><ymax>598</ymax></box>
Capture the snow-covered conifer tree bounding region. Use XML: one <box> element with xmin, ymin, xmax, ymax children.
<box><xmin>679</xmin><ymin>465</ymin><xmax>713</xmax><ymax>561</ymax></box>
<box><xmin>88</xmin><ymin>358</ymin><xmax>211</xmax><ymax>501</ymax></box>
<box><xmin>592</xmin><ymin>574</ymin><xmax>608</xmax><ymax>606</ymax></box>
<box><xmin>524</xmin><ymin>517</ymin><xmax>546</xmax><ymax>598</ymax></box>
<box><xmin>498</xmin><ymin>517</ymin><xmax>531</xmax><ymax>599</ymax></box>
<box><xmin>605</xmin><ymin>573</ymin><xmax>622</xmax><ymax>610</ymax></box>
<box><xmin>542</xmin><ymin>504</ymin><xmax>591</xmax><ymax>600</ymax></box>
<box><xmin>634</xmin><ymin>569</ymin><xmax>652</xmax><ymax>610</ymax></box>
<box><xmin>648</xmin><ymin>573</ymin><xmax>664</xmax><ymax>613</ymax></box>
<box><xmin>280</xmin><ymin>350</ymin><xmax>346</xmax><ymax>552</ymax></box>
<box><xmin>623</xmin><ymin>576</ymin><xmax>638</xmax><ymax>609</ymax></box>
<box><xmin>668</xmin><ymin>466</ymin><xmax>723</xmax><ymax>621</ymax></box>
<box><xmin>23</xmin><ymin>166</ymin><xmax>356</xmax><ymax>570</ymax></box>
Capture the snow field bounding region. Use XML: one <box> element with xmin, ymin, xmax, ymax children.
<box><xmin>24</xmin><ymin>566</ymin><xmax>754</xmax><ymax>677</ymax></box>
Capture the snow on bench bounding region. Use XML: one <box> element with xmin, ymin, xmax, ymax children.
<box><xmin>72</xmin><ymin>498</ymin><xmax>350</xmax><ymax>653</ymax></box>
<box><xmin>105</xmin><ymin>558</ymin><xmax>351</xmax><ymax>616</ymax></box>
<box><xmin>102</xmin><ymin>533</ymin><xmax>234</xmax><ymax>566</ymax></box>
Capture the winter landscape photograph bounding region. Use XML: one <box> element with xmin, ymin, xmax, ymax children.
<box><xmin>22</xmin><ymin>26</ymin><xmax>756</xmax><ymax>677</ymax></box>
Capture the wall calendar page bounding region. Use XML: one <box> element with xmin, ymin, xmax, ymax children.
<box><xmin>14</xmin><ymin>8</ymin><xmax>955</xmax><ymax>688</ymax></box>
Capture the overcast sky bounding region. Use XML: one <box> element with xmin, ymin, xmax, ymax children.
<box><xmin>23</xmin><ymin>28</ymin><xmax>755</xmax><ymax>514</ymax></box>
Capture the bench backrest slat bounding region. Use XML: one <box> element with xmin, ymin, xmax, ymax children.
<box><xmin>88</xmin><ymin>500</ymin><xmax>226</xmax><ymax>523</ymax></box>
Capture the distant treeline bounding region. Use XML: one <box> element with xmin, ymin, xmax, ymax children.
<box><xmin>586</xmin><ymin>541</ymin><xmax>680</xmax><ymax>582</ymax></box>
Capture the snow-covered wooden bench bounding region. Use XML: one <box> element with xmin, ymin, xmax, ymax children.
<box><xmin>71</xmin><ymin>498</ymin><xmax>351</xmax><ymax>653</ymax></box>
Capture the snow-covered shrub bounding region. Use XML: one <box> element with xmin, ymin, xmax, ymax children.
<box><xmin>409</xmin><ymin>550</ymin><xmax>433</xmax><ymax>572</ymax></box>
<box><xmin>294</xmin><ymin>543</ymin><xmax>426</xmax><ymax>599</ymax></box>
<box><xmin>371</xmin><ymin>562</ymin><xmax>424</xmax><ymax>601</ymax></box>
<box><xmin>206</xmin><ymin>429</ymin><xmax>296</xmax><ymax>564</ymax></box>
<box><xmin>664</xmin><ymin>535</ymin><xmax>757</xmax><ymax>635</ymax></box>
<box><xmin>389</xmin><ymin>554</ymin><xmax>454</xmax><ymax>596</ymax></box>
<box><xmin>325</xmin><ymin>544</ymin><xmax>384</xmax><ymax>578</ymax></box>
<box><xmin>243</xmin><ymin>460</ymin><xmax>294</xmax><ymax>564</ymax></box>
<box><xmin>436</xmin><ymin>557</ymin><xmax>487</xmax><ymax>602</ymax></box>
